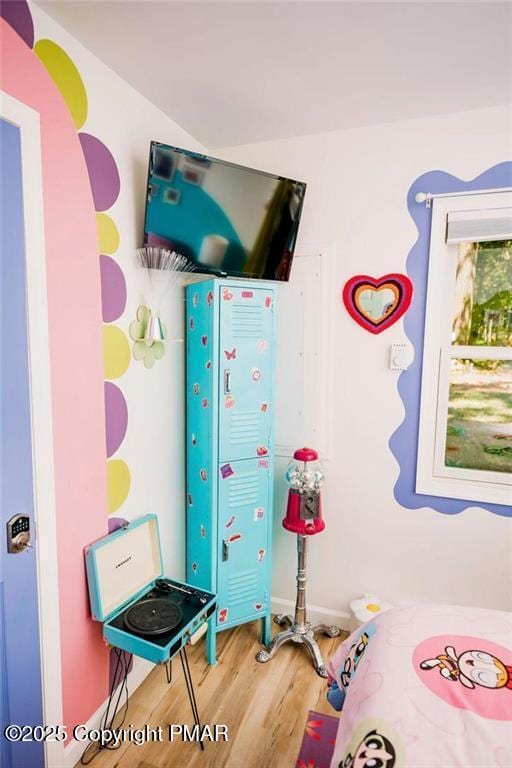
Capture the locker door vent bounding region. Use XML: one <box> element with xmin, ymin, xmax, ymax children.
<box><xmin>231</xmin><ymin>304</ymin><xmax>264</xmax><ymax>339</ymax></box>
<box><xmin>230</xmin><ymin>411</ymin><xmax>259</xmax><ymax>445</ymax></box>
<box><xmin>228</xmin><ymin>569</ymin><xmax>258</xmax><ymax>606</ymax></box>
<box><xmin>228</xmin><ymin>472</ymin><xmax>259</xmax><ymax>507</ymax></box>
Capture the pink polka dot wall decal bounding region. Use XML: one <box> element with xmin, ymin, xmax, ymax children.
<box><xmin>104</xmin><ymin>382</ymin><xmax>128</xmax><ymax>458</ymax></box>
<box><xmin>79</xmin><ymin>133</ymin><xmax>120</xmax><ymax>211</ymax></box>
<box><xmin>0</xmin><ymin>0</ymin><xmax>34</xmax><ymax>48</ymax></box>
<box><xmin>100</xmin><ymin>255</ymin><xmax>126</xmax><ymax>322</ymax></box>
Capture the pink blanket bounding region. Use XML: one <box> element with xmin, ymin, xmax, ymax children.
<box><xmin>327</xmin><ymin>603</ymin><xmax>512</xmax><ymax>768</ymax></box>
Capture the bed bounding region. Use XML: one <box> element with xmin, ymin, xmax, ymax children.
<box><xmin>326</xmin><ymin>603</ymin><xmax>512</xmax><ymax>768</ymax></box>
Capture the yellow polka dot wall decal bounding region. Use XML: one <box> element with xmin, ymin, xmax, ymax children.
<box><xmin>34</xmin><ymin>39</ymin><xmax>88</xmax><ymax>130</ymax></box>
<box><xmin>96</xmin><ymin>213</ymin><xmax>120</xmax><ymax>255</ymax></box>
<box><xmin>107</xmin><ymin>459</ymin><xmax>131</xmax><ymax>513</ymax></box>
<box><xmin>103</xmin><ymin>325</ymin><xmax>130</xmax><ymax>380</ymax></box>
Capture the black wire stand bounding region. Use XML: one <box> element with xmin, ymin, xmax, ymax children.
<box><xmin>178</xmin><ymin>645</ymin><xmax>205</xmax><ymax>751</ymax></box>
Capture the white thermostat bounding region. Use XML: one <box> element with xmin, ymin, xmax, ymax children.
<box><xmin>389</xmin><ymin>343</ymin><xmax>413</xmax><ymax>371</ymax></box>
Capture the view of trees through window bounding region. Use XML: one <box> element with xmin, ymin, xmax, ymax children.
<box><xmin>445</xmin><ymin>359</ymin><xmax>512</xmax><ymax>473</ymax></box>
<box><xmin>452</xmin><ymin>240</ymin><xmax>512</xmax><ymax>347</ymax></box>
<box><xmin>446</xmin><ymin>240</ymin><xmax>511</xmax><ymax>472</ymax></box>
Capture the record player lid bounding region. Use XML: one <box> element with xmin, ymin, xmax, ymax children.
<box><xmin>85</xmin><ymin>514</ymin><xmax>164</xmax><ymax>622</ymax></box>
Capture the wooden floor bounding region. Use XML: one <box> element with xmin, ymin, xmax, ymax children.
<box><xmin>76</xmin><ymin>620</ymin><xmax>347</xmax><ymax>768</ymax></box>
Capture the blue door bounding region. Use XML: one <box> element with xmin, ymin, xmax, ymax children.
<box><xmin>1</xmin><ymin>118</ymin><xmax>44</xmax><ymax>768</ymax></box>
<box><xmin>218</xmin><ymin>285</ymin><xmax>274</xmax><ymax>463</ymax></box>
<box><xmin>216</xmin><ymin>458</ymin><xmax>271</xmax><ymax>627</ymax></box>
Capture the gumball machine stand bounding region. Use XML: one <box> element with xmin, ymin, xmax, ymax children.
<box><xmin>255</xmin><ymin>447</ymin><xmax>341</xmax><ymax>677</ymax></box>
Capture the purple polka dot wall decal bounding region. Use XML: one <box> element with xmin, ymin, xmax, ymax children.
<box><xmin>104</xmin><ymin>382</ymin><xmax>128</xmax><ymax>458</ymax></box>
<box><xmin>100</xmin><ymin>255</ymin><xmax>126</xmax><ymax>322</ymax></box>
<box><xmin>1</xmin><ymin>0</ymin><xmax>34</xmax><ymax>49</ymax></box>
<box><xmin>79</xmin><ymin>133</ymin><xmax>120</xmax><ymax>211</ymax></box>
<box><xmin>108</xmin><ymin>517</ymin><xmax>129</xmax><ymax>534</ymax></box>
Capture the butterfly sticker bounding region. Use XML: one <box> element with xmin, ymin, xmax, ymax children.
<box><xmin>265</xmin><ymin>296</ymin><xmax>272</xmax><ymax>308</ymax></box>
<box><xmin>192</xmin><ymin>562</ymin><xmax>198</xmax><ymax>573</ymax></box>
<box><xmin>193</xmin><ymin>383</ymin><xmax>200</xmax><ymax>395</ymax></box>
<box><xmin>242</xmin><ymin>290</ymin><xmax>254</xmax><ymax>299</ymax></box>
<box><xmin>251</xmin><ymin>368</ymin><xmax>262</xmax><ymax>382</ymax></box>
<box><xmin>223</xmin><ymin>289</ymin><xmax>233</xmax><ymax>301</ymax></box>
<box><xmin>191</xmin><ymin>434</ymin><xmax>197</xmax><ymax>446</ymax></box>
<box><xmin>205</xmin><ymin>360</ymin><xmax>212</xmax><ymax>369</ymax></box>
<box><xmin>189</xmin><ymin>317</ymin><xmax>195</xmax><ymax>330</ymax></box>
<box><xmin>200</xmin><ymin>525</ymin><xmax>206</xmax><ymax>538</ymax></box>
<box><xmin>257</xmin><ymin>339</ymin><xmax>268</xmax><ymax>353</ymax></box>
<box><xmin>202</xmin><ymin>398</ymin><xmax>209</xmax><ymax>408</ymax></box>
<box><xmin>256</xmin><ymin>445</ymin><xmax>268</xmax><ymax>457</ymax></box>
<box><xmin>218</xmin><ymin>608</ymin><xmax>228</xmax><ymax>623</ymax></box>
<box><xmin>192</xmin><ymin>292</ymin><xmax>199</xmax><ymax>308</ymax></box>
<box><xmin>261</xmin><ymin>403</ymin><xmax>268</xmax><ymax>413</ymax></box>
<box><xmin>225</xmin><ymin>515</ymin><xmax>235</xmax><ymax>528</ymax></box>
<box><xmin>254</xmin><ymin>507</ymin><xmax>264</xmax><ymax>521</ymax></box>
<box><xmin>225</xmin><ymin>395</ymin><xmax>236</xmax><ymax>409</ymax></box>
<box><xmin>254</xmin><ymin>603</ymin><xmax>263</xmax><ymax>611</ymax></box>
<box><xmin>206</xmin><ymin>290</ymin><xmax>214</xmax><ymax>306</ymax></box>
<box><xmin>257</xmin><ymin>549</ymin><xmax>266</xmax><ymax>562</ymax></box>
<box><xmin>224</xmin><ymin>348</ymin><xmax>237</xmax><ymax>360</ymax></box>
<box><xmin>187</xmin><ymin>493</ymin><xmax>193</xmax><ymax>506</ymax></box>
<box><xmin>228</xmin><ymin>533</ymin><xmax>242</xmax><ymax>544</ymax></box>
<box><xmin>200</xmin><ymin>468</ymin><xmax>207</xmax><ymax>482</ymax></box>
<box><xmin>201</xmin><ymin>335</ymin><xmax>208</xmax><ymax>347</ymax></box>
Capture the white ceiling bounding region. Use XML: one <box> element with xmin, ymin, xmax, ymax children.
<box><xmin>37</xmin><ymin>1</ymin><xmax>512</xmax><ymax>148</ymax></box>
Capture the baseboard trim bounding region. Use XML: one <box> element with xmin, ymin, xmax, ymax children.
<box><xmin>60</xmin><ymin>657</ymin><xmax>153</xmax><ymax>768</ymax></box>
<box><xmin>270</xmin><ymin>596</ymin><xmax>352</xmax><ymax>632</ymax></box>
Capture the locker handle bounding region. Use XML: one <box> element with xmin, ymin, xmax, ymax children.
<box><xmin>224</xmin><ymin>369</ymin><xmax>231</xmax><ymax>395</ymax></box>
<box><xmin>222</xmin><ymin>539</ymin><xmax>229</xmax><ymax>561</ymax></box>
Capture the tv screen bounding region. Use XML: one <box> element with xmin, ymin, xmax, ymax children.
<box><xmin>143</xmin><ymin>142</ymin><xmax>306</xmax><ymax>282</ymax></box>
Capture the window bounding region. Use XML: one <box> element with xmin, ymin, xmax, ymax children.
<box><xmin>416</xmin><ymin>191</ymin><xmax>512</xmax><ymax>505</ymax></box>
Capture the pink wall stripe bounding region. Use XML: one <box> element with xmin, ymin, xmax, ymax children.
<box><xmin>1</xmin><ymin>19</ymin><xmax>109</xmax><ymax>729</ymax></box>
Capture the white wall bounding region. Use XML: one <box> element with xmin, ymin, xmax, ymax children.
<box><xmin>218</xmin><ymin>105</ymin><xmax>512</xmax><ymax>617</ymax></box>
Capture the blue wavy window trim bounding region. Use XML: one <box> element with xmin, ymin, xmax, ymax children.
<box><xmin>389</xmin><ymin>162</ymin><xmax>512</xmax><ymax>517</ymax></box>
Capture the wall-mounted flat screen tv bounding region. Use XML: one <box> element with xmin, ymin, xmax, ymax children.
<box><xmin>143</xmin><ymin>142</ymin><xmax>306</xmax><ymax>281</ymax></box>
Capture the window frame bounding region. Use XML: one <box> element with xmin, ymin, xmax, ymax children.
<box><xmin>416</xmin><ymin>190</ymin><xmax>512</xmax><ymax>505</ymax></box>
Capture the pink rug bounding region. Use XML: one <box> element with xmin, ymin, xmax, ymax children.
<box><xmin>296</xmin><ymin>710</ymin><xmax>339</xmax><ymax>768</ymax></box>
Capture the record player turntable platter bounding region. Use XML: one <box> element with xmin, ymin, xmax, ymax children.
<box><xmin>124</xmin><ymin>598</ymin><xmax>182</xmax><ymax>636</ymax></box>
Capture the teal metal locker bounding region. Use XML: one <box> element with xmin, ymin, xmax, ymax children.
<box><xmin>186</xmin><ymin>279</ymin><xmax>277</xmax><ymax>664</ymax></box>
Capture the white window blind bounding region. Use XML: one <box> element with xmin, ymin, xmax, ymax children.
<box><xmin>446</xmin><ymin>207</ymin><xmax>512</xmax><ymax>244</ymax></box>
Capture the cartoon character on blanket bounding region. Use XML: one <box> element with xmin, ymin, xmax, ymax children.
<box><xmin>327</xmin><ymin>624</ymin><xmax>376</xmax><ymax>711</ymax></box>
<box><xmin>420</xmin><ymin>644</ymin><xmax>512</xmax><ymax>691</ymax></box>
<box><xmin>325</xmin><ymin>605</ymin><xmax>512</xmax><ymax>768</ymax></box>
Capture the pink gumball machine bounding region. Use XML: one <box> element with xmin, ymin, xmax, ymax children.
<box><xmin>256</xmin><ymin>447</ymin><xmax>340</xmax><ymax>677</ymax></box>
<box><xmin>283</xmin><ymin>447</ymin><xmax>325</xmax><ymax>535</ymax></box>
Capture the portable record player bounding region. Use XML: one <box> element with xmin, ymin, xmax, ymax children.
<box><xmin>84</xmin><ymin>514</ymin><xmax>216</xmax><ymax>665</ymax></box>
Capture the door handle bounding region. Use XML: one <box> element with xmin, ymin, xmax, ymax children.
<box><xmin>224</xmin><ymin>370</ymin><xmax>231</xmax><ymax>395</ymax></box>
<box><xmin>6</xmin><ymin>514</ymin><xmax>32</xmax><ymax>553</ymax></box>
<box><xmin>222</xmin><ymin>539</ymin><xmax>229</xmax><ymax>561</ymax></box>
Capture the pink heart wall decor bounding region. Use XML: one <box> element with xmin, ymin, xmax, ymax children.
<box><xmin>342</xmin><ymin>273</ymin><xmax>413</xmax><ymax>334</ymax></box>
